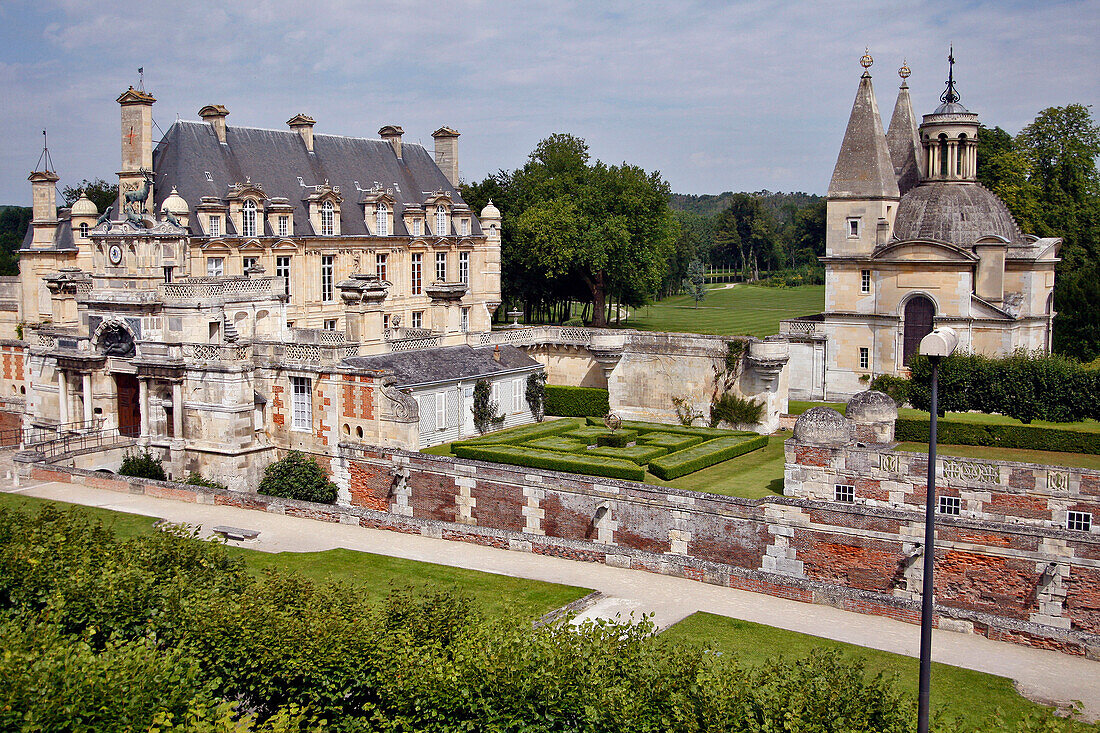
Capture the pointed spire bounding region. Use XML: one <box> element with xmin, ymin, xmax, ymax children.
<box><xmin>828</xmin><ymin>57</ymin><xmax>900</xmax><ymax>200</ymax></box>
<box><xmin>887</xmin><ymin>62</ymin><xmax>924</xmax><ymax>195</ymax></box>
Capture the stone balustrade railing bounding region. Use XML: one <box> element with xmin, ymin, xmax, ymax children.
<box><xmin>159</xmin><ymin>276</ymin><xmax>286</xmax><ymax>303</ymax></box>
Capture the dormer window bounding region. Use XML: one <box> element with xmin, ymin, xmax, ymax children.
<box><xmin>321</xmin><ymin>201</ymin><xmax>335</xmax><ymax>236</ymax></box>
<box><xmin>209</xmin><ymin>215</ymin><xmax>221</xmax><ymax>237</ymax></box>
<box><xmin>242</xmin><ymin>199</ymin><xmax>258</xmax><ymax>237</ymax></box>
<box><xmin>376</xmin><ymin>203</ymin><xmax>389</xmax><ymax>236</ymax></box>
<box><xmin>278</xmin><ymin>215</ymin><xmax>289</xmax><ymax>237</ymax></box>
<box><xmin>461</xmin><ymin>218</ymin><xmax>469</xmax><ymax>236</ymax></box>
<box><xmin>412</xmin><ymin>218</ymin><xmax>421</xmax><ymax>237</ymax></box>
<box><xmin>435</xmin><ymin>205</ymin><xmax>447</xmax><ymax>236</ymax></box>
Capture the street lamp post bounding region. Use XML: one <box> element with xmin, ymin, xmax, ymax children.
<box><xmin>916</xmin><ymin>327</ymin><xmax>959</xmax><ymax>733</ymax></box>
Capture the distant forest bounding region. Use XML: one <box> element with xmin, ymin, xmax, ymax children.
<box><xmin>0</xmin><ymin>206</ymin><xmax>29</xmax><ymax>276</ymax></box>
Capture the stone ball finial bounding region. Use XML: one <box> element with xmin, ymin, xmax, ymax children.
<box><xmin>792</xmin><ymin>407</ymin><xmax>850</xmax><ymax>446</ymax></box>
<box><xmin>846</xmin><ymin>389</ymin><xmax>898</xmax><ymax>423</ymax></box>
<box><xmin>860</xmin><ymin>47</ymin><xmax>873</xmax><ymax>69</ymax></box>
<box><xmin>899</xmin><ymin>59</ymin><xmax>911</xmax><ymax>79</ymax></box>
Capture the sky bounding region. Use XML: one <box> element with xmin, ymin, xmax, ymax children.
<box><xmin>1</xmin><ymin>0</ymin><xmax>1098</xmax><ymax>206</ymax></box>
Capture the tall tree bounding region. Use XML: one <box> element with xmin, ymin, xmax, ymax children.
<box><xmin>682</xmin><ymin>259</ymin><xmax>706</xmax><ymax>308</ymax></box>
<box><xmin>61</xmin><ymin>178</ymin><xmax>115</xmax><ymax>216</ymax></box>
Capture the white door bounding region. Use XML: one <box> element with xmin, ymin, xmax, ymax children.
<box><xmin>462</xmin><ymin>386</ymin><xmax>475</xmax><ymax>436</ymax></box>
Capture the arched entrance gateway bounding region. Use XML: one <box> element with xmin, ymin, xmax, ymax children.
<box><xmin>902</xmin><ymin>295</ymin><xmax>935</xmax><ymax>366</ymax></box>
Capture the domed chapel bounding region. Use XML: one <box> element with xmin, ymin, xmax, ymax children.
<box><xmin>783</xmin><ymin>50</ymin><xmax>1060</xmax><ymax>400</ymax></box>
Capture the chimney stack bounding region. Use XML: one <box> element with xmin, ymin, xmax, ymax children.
<box><xmin>287</xmin><ymin>113</ymin><xmax>317</xmax><ymax>153</ymax></box>
<box><xmin>432</xmin><ymin>126</ymin><xmax>460</xmax><ymax>187</ymax></box>
<box><xmin>379</xmin><ymin>125</ymin><xmax>404</xmax><ymax>159</ymax></box>
<box><xmin>198</xmin><ymin>104</ymin><xmax>230</xmax><ymax>144</ymax></box>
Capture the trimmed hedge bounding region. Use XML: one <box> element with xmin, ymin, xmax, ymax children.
<box><xmin>596</xmin><ymin>429</ymin><xmax>638</xmax><ymax>448</ymax></box>
<box><xmin>649</xmin><ymin>435</ymin><xmax>769</xmax><ymax>480</ymax></box>
<box><xmin>545</xmin><ymin>386</ymin><xmax>610</xmax><ymax>418</ymax></box>
<box><xmin>565</xmin><ymin>427</ymin><xmax>613</xmax><ymax>443</ymax></box>
<box><xmin>587</xmin><ymin>444</ymin><xmax>669</xmax><ymax>465</ymax></box>
<box><xmin>451</xmin><ymin>443</ymin><xmax>645</xmax><ymax>481</ymax></box>
<box><xmin>458</xmin><ymin>419</ymin><xmax>577</xmax><ymax>446</ymax></box>
<box><xmin>637</xmin><ymin>432</ymin><xmax>705</xmax><ymax>451</ymax></box>
<box><xmin>525</xmin><ymin>436</ymin><xmax>589</xmax><ymax>453</ymax></box>
<box><xmin>895</xmin><ymin>418</ymin><xmax>1100</xmax><ymax>455</ymax></box>
<box><xmin>585</xmin><ymin>417</ymin><xmax>743</xmax><ymax>440</ymax></box>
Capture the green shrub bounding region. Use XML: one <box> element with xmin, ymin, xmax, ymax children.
<box><xmin>184</xmin><ymin>472</ymin><xmax>228</xmax><ymax>491</ymax></box>
<box><xmin>709</xmin><ymin>392</ymin><xmax>765</xmax><ymax>427</ymax></box>
<box><xmin>869</xmin><ymin>374</ymin><xmax>910</xmax><ymax>406</ymax></box>
<box><xmin>473</xmin><ymin>379</ymin><xmax>505</xmax><ymax>434</ymax></box>
<box><xmin>525</xmin><ymin>372</ymin><xmax>547</xmax><ymax>422</ymax></box>
<box><xmin>458</xmin><ymin>419</ymin><xmax>576</xmax><ymax>446</ymax></box>
<box><xmin>525</xmin><ymin>436</ymin><xmax>588</xmax><ymax>453</ymax></box>
<box><xmin>895</xmin><ymin>418</ymin><xmax>1100</xmax><ymax>454</ymax></box>
<box><xmin>596</xmin><ymin>429</ymin><xmax>637</xmax><ymax>447</ymax></box>
<box><xmin>452</xmin><ymin>444</ymin><xmax>645</xmax><ymax>482</ymax></box>
<box><xmin>257</xmin><ymin>450</ymin><xmax>338</xmax><ymax>504</ymax></box>
<box><xmin>588</xmin><ymin>416</ymin><xmax>747</xmax><ymax>440</ymax></box>
<box><xmin>119</xmin><ymin>450</ymin><xmax>166</xmax><ymax>481</ymax></box>
<box><xmin>545</xmin><ymin>385</ymin><xmax>610</xmax><ymax>417</ymax></box>
<box><xmin>587</xmin><ymin>444</ymin><xmax>668</xmax><ymax>465</ymax></box>
<box><xmin>637</xmin><ymin>432</ymin><xmax>705</xmax><ymax>451</ymax></box>
<box><xmin>649</xmin><ymin>435</ymin><xmax>769</xmax><ymax>480</ymax></box>
<box><xmin>564</xmin><ymin>427</ymin><xmax>613</xmax><ymax>443</ymax></box>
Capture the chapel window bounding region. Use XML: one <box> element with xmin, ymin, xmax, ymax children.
<box><xmin>242</xmin><ymin>199</ymin><xmax>258</xmax><ymax>237</ymax></box>
<box><xmin>321</xmin><ymin>201</ymin><xmax>335</xmax><ymax>237</ymax></box>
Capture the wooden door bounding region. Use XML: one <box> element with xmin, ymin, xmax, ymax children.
<box><xmin>902</xmin><ymin>296</ymin><xmax>935</xmax><ymax>367</ymax></box>
<box><xmin>115</xmin><ymin>374</ymin><xmax>140</xmax><ymax>436</ymax></box>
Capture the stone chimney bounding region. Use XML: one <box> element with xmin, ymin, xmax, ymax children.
<box><xmin>432</xmin><ymin>126</ymin><xmax>460</xmax><ymax>186</ymax></box>
<box><xmin>28</xmin><ymin>170</ymin><xmax>60</xmax><ymax>248</ymax></box>
<box><xmin>287</xmin><ymin>113</ymin><xmax>317</xmax><ymax>153</ymax></box>
<box><xmin>379</xmin><ymin>125</ymin><xmax>404</xmax><ymax>159</ymax></box>
<box><xmin>117</xmin><ymin>86</ymin><xmax>156</xmax><ymax>216</ymax></box>
<box><xmin>198</xmin><ymin>104</ymin><xmax>229</xmax><ymax>144</ymax></box>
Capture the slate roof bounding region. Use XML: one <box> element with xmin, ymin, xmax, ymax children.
<box><xmin>344</xmin><ymin>344</ymin><xmax>541</xmax><ymax>387</ymax></box>
<box><xmin>828</xmin><ymin>73</ymin><xmax>900</xmax><ymax>200</ymax></box>
<box><xmin>886</xmin><ymin>82</ymin><xmax>924</xmax><ymax>196</ymax></box>
<box><xmin>20</xmin><ymin>215</ymin><xmax>75</xmax><ymax>252</ymax></box>
<box><xmin>892</xmin><ymin>181</ymin><xmax>1026</xmax><ymax>247</ymax></box>
<box><xmin>151</xmin><ymin>121</ymin><xmax>480</xmax><ymax>238</ymax></box>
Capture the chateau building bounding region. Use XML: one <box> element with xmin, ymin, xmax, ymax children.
<box><xmin>783</xmin><ymin>53</ymin><xmax>1059</xmax><ymax>399</ymax></box>
<box><xmin>5</xmin><ymin>85</ymin><xmax>542</xmax><ymax>486</ymax></box>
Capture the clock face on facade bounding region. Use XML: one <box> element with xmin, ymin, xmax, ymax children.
<box><xmin>109</xmin><ymin>245</ymin><xmax>123</xmax><ymax>265</ymax></box>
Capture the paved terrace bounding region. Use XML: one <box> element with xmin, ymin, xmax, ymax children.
<box><xmin>3</xmin><ymin>468</ymin><xmax>1098</xmax><ymax>720</ymax></box>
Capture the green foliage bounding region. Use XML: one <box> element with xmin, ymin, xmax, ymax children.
<box><xmin>595</xmin><ymin>428</ymin><xmax>637</xmax><ymax>447</ymax></box>
<box><xmin>524</xmin><ymin>435</ymin><xmax>588</xmax><ymax>453</ymax></box>
<box><xmin>587</xmin><ymin>444</ymin><xmax>669</xmax><ymax>464</ymax></box>
<box><xmin>895</xmin><ymin>418</ymin><xmax>1100</xmax><ymax>454</ymax></box>
<box><xmin>61</xmin><ymin>177</ymin><xmax>116</xmax><ymax>216</ymax></box>
<box><xmin>544</xmin><ymin>384</ymin><xmax>610</xmax><ymax>417</ymax></box>
<box><xmin>585</xmin><ymin>415</ymin><xmax>738</xmax><ymax>439</ymax></box>
<box><xmin>649</xmin><ymin>434</ymin><xmax>769</xmax><ymax>480</ymax></box>
<box><xmin>184</xmin><ymin>472</ymin><xmax>227</xmax><ymax>491</ymax></box>
<box><xmin>452</xmin><ymin>443</ymin><xmax>646</xmax><ymax>481</ymax></box>
<box><xmin>119</xmin><ymin>449</ymin><xmax>167</xmax><ymax>481</ymax></box>
<box><xmin>637</xmin><ymin>432</ymin><xmax>706</xmax><ymax>451</ymax></box>
<box><xmin>564</xmin><ymin>426</ymin><xmax>616</xmax><ymax>442</ymax></box>
<box><xmin>870</xmin><ymin>374</ymin><xmax>911</xmax><ymax>407</ymax></box>
<box><xmin>757</xmin><ymin>263</ymin><xmax>826</xmax><ymax>287</ymax></box>
<box><xmin>525</xmin><ymin>371</ymin><xmax>546</xmax><ymax>422</ymax></box>
<box><xmin>459</xmin><ymin>418</ymin><xmax>574</xmax><ymax>446</ymax></box>
<box><xmin>671</xmin><ymin>395</ymin><xmax>704</xmax><ymax>426</ymax></box>
<box><xmin>709</xmin><ymin>392</ymin><xmax>764</xmax><ymax>428</ymax></box>
<box><xmin>0</xmin><ymin>206</ymin><xmax>29</xmax><ymax>276</ymax></box>
<box><xmin>683</xmin><ymin>258</ymin><xmax>707</xmax><ymax>306</ymax></box>
<box><xmin>256</xmin><ymin>450</ymin><xmax>338</xmax><ymax>504</ymax></box>
<box><xmin>907</xmin><ymin>351</ymin><xmax>1099</xmax><ymax>423</ymax></box>
<box><xmin>472</xmin><ymin>378</ymin><xmax>505</xmax><ymax>434</ymax></box>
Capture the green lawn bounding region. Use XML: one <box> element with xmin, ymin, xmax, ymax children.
<box><xmin>620</xmin><ymin>284</ymin><xmax>823</xmax><ymax>338</ymax></box>
<box><xmin>0</xmin><ymin>492</ymin><xmax>589</xmax><ymax>620</ymax></box>
<box><xmin>895</xmin><ymin>442</ymin><xmax>1100</xmax><ymax>471</ymax></box>
<box><xmin>663</xmin><ymin>612</ymin><xmax>1078</xmax><ymax>730</ymax></box>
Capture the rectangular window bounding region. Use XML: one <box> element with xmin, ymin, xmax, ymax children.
<box><xmin>290</xmin><ymin>376</ymin><xmax>311</xmax><ymax>432</ymax></box>
<box><xmin>938</xmin><ymin>495</ymin><xmax>961</xmax><ymax>516</ymax></box>
<box><xmin>383</xmin><ymin>314</ymin><xmax>390</xmax><ymax>331</ymax></box>
<box><xmin>163</xmin><ymin>266</ymin><xmax>173</xmax><ymax>283</ymax></box>
<box><xmin>859</xmin><ymin>347</ymin><xmax>869</xmax><ymax>370</ymax></box>
<box><xmin>206</xmin><ymin>257</ymin><xmax>224</xmax><ymax>277</ymax></box>
<box><xmin>321</xmin><ymin>255</ymin><xmax>334</xmax><ymax>302</ymax></box>
<box><xmin>376</xmin><ymin>253</ymin><xmax>388</xmax><ymax>282</ymax></box>
<box><xmin>412</xmin><ymin>219</ymin><xmax>422</xmax><ymax>237</ymax></box>
<box><xmin>278</xmin><ymin>215</ymin><xmax>289</xmax><ymax>237</ymax></box>
<box><xmin>1067</xmin><ymin>511</ymin><xmax>1092</xmax><ymax>532</ymax></box>
<box><xmin>324</xmin><ymin>319</ymin><xmax>338</xmax><ymax>331</ymax></box>
<box><xmin>276</xmin><ymin>256</ymin><xmax>291</xmax><ymax>300</ymax></box>
<box><xmin>459</xmin><ymin>251</ymin><xmax>469</xmax><ymax>284</ymax></box>
<box><xmin>513</xmin><ymin>378</ymin><xmax>523</xmax><ymax>413</ymax></box>
<box><xmin>411</xmin><ymin>253</ymin><xmax>422</xmax><ymax>295</ymax></box>
<box><xmin>436</xmin><ymin>252</ymin><xmax>447</xmax><ymax>282</ymax></box>
<box><xmin>461</xmin><ymin>307</ymin><xmax>469</xmax><ymax>333</ymax></box>
<box><xmin>209</xmin><ymin>215</ymin><xmax>221</xmax><ymax>237</ymax></box>
<box><xmin>243</xmin><ymin>256</ymin><xmax>258</xmax><ymax>273</ymax></box>
<box><xmin>861</xmin><ymin>269</ymin><xmax>871</xmax><ymax>293</ymax></box>
<box><xmin>834</xmin><ymin>484</ymin><xmax>854</xmax><ymax>503</ymax></box>
<box><xmin>846</xmin><ymin>217</ymin><xmax>860</xmax><ymax>238</ymax></box>
<box><xmin>436</xmin><ymin>391</ymin><xmax>447</xmax><ymax>430</ymax></box>
<box><xmin>411</xmin><ymin>311</ymin><xmax>422</xmax><ymax>329</ymax></box>
<box><xmin>461</xmin><ymin>218</ymin><xmax>469</xmax><ymax>236</ymax></box>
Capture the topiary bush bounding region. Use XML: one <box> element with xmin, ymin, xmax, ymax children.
<box><xmin>544</xmin><ymin>386</ymin><xmax>610</xmax><ymax>417</ymax></box>
<box><xmin>119</xmin><ymin>450</ymin><xmax>166</xmax><ymax>481</ymax></box>
<box><xmin>257</xmin><ymin>450</ymin><xmax>338</xmax><ymax>504</ymax></box>
<box><xmin>869</xmin><ymin>374</ymin><xmax>910</xmax><ymax>407</ymax></box>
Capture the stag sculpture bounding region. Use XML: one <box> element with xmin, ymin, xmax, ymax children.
<box><xmin>123</xmin><ymin>168</ymin><xmax>154</xmax><ymax>214</ymax></box>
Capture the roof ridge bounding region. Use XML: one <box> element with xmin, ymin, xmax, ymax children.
<box><xmin>172</xmin><ymin>119</ymin><xmax>427</xmax><ymax>149</ymax></box>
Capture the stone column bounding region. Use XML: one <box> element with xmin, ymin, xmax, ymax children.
<box><xmin>138</xmin><ymin>378</ymin><xmax>150</xmax><ymax>438</ymax></box>
<box><xmin>57</xmin><ymin>369</ymin><xmax>69</xmax><ymax>425</ymax></box>
<box><xmin>81</xmin><ymin>372</ymin><xmax>93</xmax><ymax>426</ymax></box>
<box><xmin>172</xmin><ymin>381</ymin><xmax>183</xmax><ymax>439</ymax></box>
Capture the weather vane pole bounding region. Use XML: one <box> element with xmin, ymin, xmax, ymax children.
<box><xmin>941</xmin><ymin>44</ymin><xmax>959</xmax><ymax>105</ymax></box>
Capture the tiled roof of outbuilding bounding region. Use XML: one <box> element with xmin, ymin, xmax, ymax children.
<box><xmin>344</xmin><ymin>344</ymin><xmax>541</xmax><ymax>387</ymax></box>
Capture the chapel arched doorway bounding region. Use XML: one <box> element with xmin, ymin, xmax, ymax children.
<box><xmin>902</xmin><ymin>296</ymin><xmax>935</xmax><ymax>367</ymax></box>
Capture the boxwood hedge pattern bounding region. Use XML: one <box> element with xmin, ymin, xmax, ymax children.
<box><xmin>545</xmin><ymin>386</ymin><xmax>611</xmax><ymax>417</ymax></box>
<box><xmin>452</xmin><ymin>443</ymin><xmax>645</xmax><ymax>482</ymax></box>
<box><xmin>895</xmin><ymin>418</ymin><xmax>1100</xmax><ymax>455</ymax></box>
<box><xmin>596</xmin><ymin>430</ymin><xmax>638</xmax><ymax>448</ymax></box>
<box><xmin>637</xmin><ymin>432</ymin><xmax>706</xmax><ymax>451</ymax></box>
<box><xmin>525</xmin><ymin>436</ymin><xmax>589</xmax><ymax>453</ymax></box>
<box><xmin>587</xmin><ymin>445</ymin><xmax>669</xmax><ymax>465</ymax></box>
<box><xmin>648</xmin><ymin>435</ymin><xmax>770</xmax><ymax>481</ymax></box>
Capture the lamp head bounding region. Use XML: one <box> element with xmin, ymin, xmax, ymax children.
<box><xmin>919</xmin><ymin>327</ymin><xmax>959</xmax><ymax>359</ymax></box>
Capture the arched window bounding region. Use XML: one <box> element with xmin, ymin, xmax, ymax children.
<box><xmin>242</xmin><ymin>199</ymin><xmax>257</xmax><ymax>237</ymax></box>
<box><xmin>957</xmin><ymin>134</ymin><xmax>968</xmax><ymax>177</ymax></box>
<box><xmin>79</xmin><ymin>222</ymin><xmax>88</xmax><ymax>238</ymax></box>
<box><xmin>902</xmin><ymin>296</ymin><xmax>936</xmax><ymax>366</ymax></box>
<box><xmin>321</xmin><ymin>201</ymin><xmax>335</xmax><ymax>236</ymax></box>
<box><xmin>938</xmin><ymin>135</ymin><xmax>949</xmax><ymax>178</ymax></box>
<box><xmin>376</xmin><ymin>203</ymin><xmax>388</xmax><ymax>236</ymax></box>
<box><xmin>435</xmin><ymin>205</ymin><xmax>447</xmax><ymax>236</ymax></box>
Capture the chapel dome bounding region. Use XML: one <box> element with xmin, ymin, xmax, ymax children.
<box><xmin>161</xmin><ymin>187</ymin><xmax>189</xmax><ymax>215</ymax></box>
<box><xmin>892</xmin><ymin>181</ymin><xmax>1024</xmax><ymax>246</ymax></box>
<box><xmin>70</xmin><ymin>192</ymin><xmax>98</xmax><ymax>217</ymax></box>
<box><xmin>480</xmin><ymin>200</ymin><xmax>500</xmax><ymax>219</ymax></box>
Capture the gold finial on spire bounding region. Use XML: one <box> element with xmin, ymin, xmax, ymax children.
<box><xmin>860</xmin><ymin>47</ymin><xmax>874</xmax><ymax>69</ymax></box>
<box><xmin>899</xmin><ymin>59</ymin><xmax>911</xmax><ymax>79</ymax></box>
